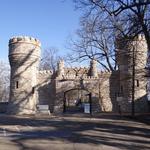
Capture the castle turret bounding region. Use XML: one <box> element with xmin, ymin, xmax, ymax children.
<box><xmin>8</xmin><ymin>36</ymin><xmax>41</xmax><ymax>114</ymax></box>
<box><xmin>116</xmin><ymin>34</ymin><xmax>148</xmax><ymax>112</ymax></box>
<box><xmin>90</xmin><ymin>59</ymin><xmax>98</xmax><ymax>77</ymax></box>
<box><xmin>57</xmin><ymin>59</ymin><xmax>64</xmax><ymax>77</ymax></box>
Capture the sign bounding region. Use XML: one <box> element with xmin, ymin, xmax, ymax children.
<box><xmin>84</xmin><ymin>103</ymin><xmax>90</xmax><ymax>113</ymax></box>
<box><xmin>116</xmin><ymin>97</ymin><xmax>123</xmax><ymax>102</ymax></box>
<box><xmin>37</xmin><ymin>105</ymin><xmax>49</xmax><ymax>110</ymax></box>
<box><xmin>147</xmin><ymin>94</ymin><xmax>150</xmax><ymax>101</ymax></box>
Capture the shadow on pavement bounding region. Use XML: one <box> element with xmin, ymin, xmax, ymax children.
<box><xmin>0</xmin><ymin>114</ymin><xmax>149</xmax><ymax>150</ymax></box>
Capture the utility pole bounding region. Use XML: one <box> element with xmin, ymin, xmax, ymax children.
<box><xmin>131</xmin><ymin>45</ymin><xmax>135</xmax><ymax>117</ymax></box>
<box><xmin>89</xmin><ymin>93</ymin><xmax>92</xmax><ymax>115</ymax></box>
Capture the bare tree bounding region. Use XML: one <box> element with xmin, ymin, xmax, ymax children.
<box><xmin>68</xmin><ymin>0</ymin><xmax>150</xmax><ymax>72</ymax></box>
<box><xmin>40</xmin><ymin>47</ymin><xmax>61</xmax><ymax>72</ymax></box>
<box><xmin>68</xmin><ymin>12</ymin><xmax>117</xmax><ymax>71</ymax></box>
<box><xmin>70</xmin><ymin>0</ymin><xmax>150</xmax><ymax>116</ymax></box>
<box><xmin>73</xmin><ymin>0</ymin><xmax>150</xmax><ymax>53</ymax></box>
<box><xmin>0</xmin><ymin>61</ymin><xmax>10</xmax><ymax>102</ymax></box>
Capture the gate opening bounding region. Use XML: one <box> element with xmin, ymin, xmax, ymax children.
<box><xmin>63</xmin><ymin>88</ymin><xmax>92</xmax><ymax>114</ymax></box>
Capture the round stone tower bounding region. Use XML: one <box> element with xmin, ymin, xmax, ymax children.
<box><xmin>116</xmin><ymin>34</ymin><xmax>148</xmax><ymax>112</ymax></box>
<box><xmin>8</xmin><ymin>36</ymin><xmax>41</xmax><ymax>114</ymax></box>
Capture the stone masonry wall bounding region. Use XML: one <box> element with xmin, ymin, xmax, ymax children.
<box><xmin>8</xmin><ymin>35</ymin><xmax>149</xmax><ymax>115</ymax></box>
<box><xmin>8</xmin><ymin>36</ymin><xmax>41</xmax><ymax>115</ymax></box>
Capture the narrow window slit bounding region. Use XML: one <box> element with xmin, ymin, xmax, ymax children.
<box><xmin>16</xmin><ymin>81</ymin><xmax>19</xmax><ymax>89</ymax></box>
<box><xmin>136</xmin><ymin>80</ymin><xmax>139</xmax><ymax>87</ymax></box>
<box><xmin>32</xmin><ymin>87</ymin><xmax>35</xmax><ymax>94</ymax></box>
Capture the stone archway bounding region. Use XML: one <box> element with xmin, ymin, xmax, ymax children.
<box><xmin>54</xmin><ymin>77</ymin><xmax>96</xmax><ymax>114</ymax></box>
<box><xmin>63</xmin><ymin>88</ymin><xmax>91</xmax><ymax>114</ymax></box>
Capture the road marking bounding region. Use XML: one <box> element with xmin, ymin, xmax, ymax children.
<box><xmin>3</xmin><ymin>128</ymin><xmax>6</xmax><ymax>136</ymax></box>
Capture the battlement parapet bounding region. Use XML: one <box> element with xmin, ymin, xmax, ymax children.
<box><xmin>99</xmin><ymin>70</ymin><xmax>112</xmax><ymax>74</ymax></box>
<box><xmin>56</xmin><ymin>75</ymin><xmax>99</xmax><ymax>80</ymax></box>
<box><xmin>65</xmin><ymin>66</ymin><xmax>89</xmax><ymax>71</ymax></box>
<box><xmin>40</xmin><ymin>69</ymin><xmax>116</xmax><ymax>80</ymax></box>
<box><xmin>39</xmin><ymin>70</ymin><xmax>53</xmax><ymax>75</ymax></box>
<box><xmin>55</xmin><ymin>69</ymin><xmax>114</xmax><ymax>80</ymax></box>
<box><xmin>9</xmin><ymin>36</ymin><xmax>41</xmax><ymax>47</ymax></box>
<box><xmin>134</xmin><ymin>34</ymin><xmax>145</xmax><ymax>41</ymax></box>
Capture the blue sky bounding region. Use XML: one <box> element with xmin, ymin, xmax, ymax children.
<box><xmin>0</xmin><ymin>0</ymin><xmax>81</xmax><ymax>61</ymax></box>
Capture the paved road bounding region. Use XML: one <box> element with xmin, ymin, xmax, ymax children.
<box><xmin>0</xmin><ymin>114</ymin><xmax>149</xmax><ymax>150</ymax></box>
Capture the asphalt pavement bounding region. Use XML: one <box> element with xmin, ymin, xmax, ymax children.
<box><xmin>0</xmin><ymin>114</ymin><xmax>149</xmax><ymax>150</ymax></box>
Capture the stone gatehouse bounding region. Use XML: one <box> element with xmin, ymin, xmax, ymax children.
<box><xmin>7</xmin><ymin>35</ymin><xmax>149</xmax><ymax>115</ymax></box>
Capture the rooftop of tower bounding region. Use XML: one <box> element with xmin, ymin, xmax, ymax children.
<box><xmin>9</xmin><ymin>36</ymin><xmax>41</xmax><ymax>47</ymax></box>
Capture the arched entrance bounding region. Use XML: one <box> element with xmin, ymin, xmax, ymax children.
<box><xmin>63</xmin><ymin>88</ymin><xmax>92</xmax><ymax>114</ymax></box>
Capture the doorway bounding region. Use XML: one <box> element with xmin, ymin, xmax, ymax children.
<box><xmin>63</xmin><ymin>88</ymin><xmax>91</xmax><ymax>114</ymax></box>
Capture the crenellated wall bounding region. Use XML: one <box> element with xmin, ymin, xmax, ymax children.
<box><xmin>37</xmin><ymin>70</ymin><xmax>55</xmax><ymax>112</ymax></box>
<box><xmin>8</xmin><ymin>35</ymin><xmax>149</xmax><ymax>115</ymax></box>
<box><xmin>53</xmin><ymin>70</ymin><xmax>119</xmax><ymax>114</ymax></box>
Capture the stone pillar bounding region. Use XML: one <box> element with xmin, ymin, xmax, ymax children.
<box><xmin>57</xmin><ymin>59</ymin><xmax>64</xmax><ymax>77</ymax></box>
<box><xmin>8</xmin><ymin>36</ymin><xmax>41</xmax><ymax>114</ymax></box>
<box><xmin>90</xmin><ymin>59</ymin><xmax>98</xmax><ymax>77</ymax></box>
